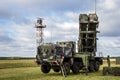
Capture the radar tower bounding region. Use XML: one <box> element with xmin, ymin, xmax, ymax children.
<box><xmin>35</xmin><ymin>18</ymin><xmax>46</xmax><ymax>46</ymax></box>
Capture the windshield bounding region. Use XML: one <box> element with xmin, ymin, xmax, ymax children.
<box><xmin>64</xmin><ymin>47</ymin><xmax>71</xmax><ymax>56</ymax></box>
<box><xmin>56</xmin><ymin>47</ymin><xmax>63</xmax><ymax>55</ymax></box>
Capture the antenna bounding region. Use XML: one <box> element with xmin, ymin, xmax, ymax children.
<box><xmin>95</xmin><ymin>0</ymin><xmax>97</xmax><ymax>13</ymax></box>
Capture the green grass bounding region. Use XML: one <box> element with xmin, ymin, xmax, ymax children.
<box><xmin>0</xmin><ymin>60</ymin><xmax>37</xmax><ymax>69</ymax></box>
<box><xmin>0</xmin><ymin>60</ymin><xmax>120</xmax><ymax>80</ymax></box>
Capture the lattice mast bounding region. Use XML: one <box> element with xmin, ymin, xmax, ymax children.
<box><xmin>35</xmin><ymin>18</ymin><xmax>46</xmax><ymax>46</ymax></box>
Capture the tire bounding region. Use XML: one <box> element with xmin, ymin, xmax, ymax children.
<box><xmin>71</xmin><ymin>62</ymin><xmax>80</xmax><ymax>74</ymax></box>
<box><xmin>94</xmin><ymin>61</ymin><xmax>100</xmax><ymax>71</ymax></box>
<box><xmin>41</xmin><ymin>63</ymin><xmax>51</xmax><ymax>73</ymax></box>
<box><xmin>63</xmin><ymin>62</ymin><xmax>70</xmax><ymax>75</ymax></box>
<box><xmin>88</xmin><ymin>61</ymin><xmax>94</xmax><ymax>72</ymax></box>
<box><xmin>53</xmin><ymin>68</ymin><xmax>60</xmax><ymax>72</ymax></box>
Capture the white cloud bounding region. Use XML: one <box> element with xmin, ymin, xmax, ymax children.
<box><xmin>0</xmin><ymin>21</ymin><xmax>36</xmax><ymax>57</ymax></box>
<box><xmin>102</xmin><ymin>0</ymin><xmax>117</xmax><ymax>10</ymax></box>
<box><xmin>64</xmin><ymin>12</ymin><xmax>79</xmax><ymax>21</ymax></box>
<box><xmin>97</xmin><ymin>0</ymin><xmax>120</xmax><ymax>36</ymax></box>
<box><xmin>97</xmin><ymin>37</ymin><xmax>120</xmax><ymax>57</ymax></box>
<box><xmin>56</xmin><ymin>22</ymin><xmax>78</xmax><ymax>30</ymax></box>
<box><xmin>0</xmin><ymin>0</ymin><xmax>120</xmax><ymax>57</ymax></box>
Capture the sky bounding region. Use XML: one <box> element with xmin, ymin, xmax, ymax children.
<box><xmin>0</xmin><ymin>0</ymin><xmax>120</xmax><ymax>57</ymax></box>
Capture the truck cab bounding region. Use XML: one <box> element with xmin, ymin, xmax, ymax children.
<box><xmin>36</xmin><ymin>41</ymin><xmax>76</xmax><ymax>76</ymax></box>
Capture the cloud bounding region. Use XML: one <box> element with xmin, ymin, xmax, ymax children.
<box><xmin>97</xmin><ymin>37</ymin><xmax>120</xmax><ymax>57</ymax></box>
<box><xmin>98</xmin><ymin>0</ymin><xmax>120</xmax><ymax>36</ymax></box>
<box><xmin>98</xmin><ymin>0</ymin><xmax>119</xmax><ymax>10</ymax></box>
<box><xmin>0</xmin><ymin>21</ymin><xmax>36</xmax><ymax>57</ymax></box>
<box><xmin>42</xmin><ymin>12</ymin><xmax>79</xmax><ymax>43</ymax></box>
<box><xmin>0</xmin><ymin>0</ymin><xmax>120</xmax><ymax>57</ymax></box>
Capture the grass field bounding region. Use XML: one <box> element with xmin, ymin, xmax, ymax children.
<box><xmin>0</xmin><ymin>59</ymin><xmax>120</xmax><ymax>80</ymax></box>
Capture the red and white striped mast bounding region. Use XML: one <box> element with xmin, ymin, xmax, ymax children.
<box><xmin>35</xmin><ymin>18</ymin><xmax>46</xmax><ymax>46</ymax></box>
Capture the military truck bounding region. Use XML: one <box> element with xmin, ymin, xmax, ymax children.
<box><xmin>36</xmin><ymin>41</ymin><xmax>76</xmax><ymax>76</ymax></box>
<box><xmin>35</xmin><ymin>13</ymin><xmax>103</xmax><ymax>77</ymax></box>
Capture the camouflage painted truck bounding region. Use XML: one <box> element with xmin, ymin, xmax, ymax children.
<box><xmin>35</xmin><ymin>13</ymin><xmax>103</xmax><ymax>77</ymax></box>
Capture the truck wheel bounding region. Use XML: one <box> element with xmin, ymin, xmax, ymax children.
<box><xmin>64</xmin><ymin>62</ymin><xmax>70</xmax><ymax>75</ymax></box>
<box><xmin>53</xmin><ymin>68</ymin><xmax>60</xmax><ymax>72</ymax></box>
<box><xmin>41</xmin><ymin>63</ymin><xmax>51</xmax><ymax>73</ymax></box>
<box><xmin>88</xmin><ymin>61</ymin><xmax>94</xmax><ymax>72</ymax></box>
<box><xmin>94</xmin><ymin>61</ymin><xmax>100</xmax><ymax>71</ymax></box>
<box><xmin>71</xmin><ymin>62</ymin><xmax>80</xmax><ymax>74</ymax></box>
